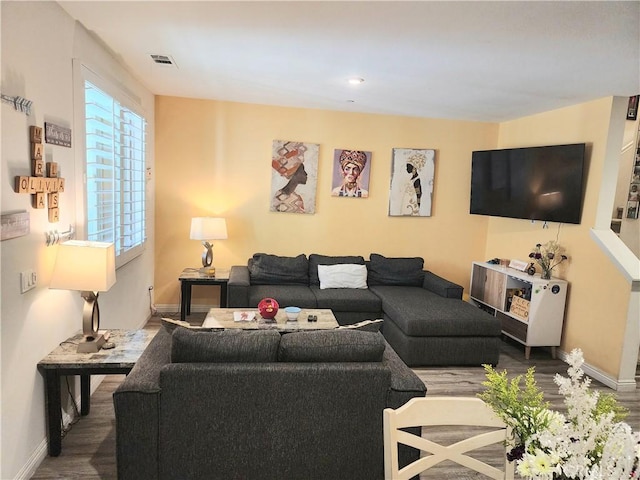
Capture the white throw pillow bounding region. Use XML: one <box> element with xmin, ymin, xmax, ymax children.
<box><xmin>317</xmin><ymin>264</ymin><xmax>368</xmax><ymax>289</ymax></box>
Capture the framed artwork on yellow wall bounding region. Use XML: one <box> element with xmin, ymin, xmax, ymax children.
<box><xmin>331</xmin><ymin>149</ymin><xmax>371</xmax><ymax>198</ymax></box>
<box><xmin>270</xmin><ymin>140</ymin><xmax>319</xmax><ymax>214</ymax></box>
<box><xmin>388</xmin><ymin>148</ymin><xmax>435</xmax><ymax>217</ymax></box>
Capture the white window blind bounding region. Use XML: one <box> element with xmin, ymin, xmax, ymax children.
<box><xmin>84</xmin><ymin>80</ymin><xmax>146</xmax><ymax>264</ymax></box>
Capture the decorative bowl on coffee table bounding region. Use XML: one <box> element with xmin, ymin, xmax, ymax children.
<box><xmin>284</xmin><ymin>306</ymin><xmax>301</xmax><ymax>322</ymax></box>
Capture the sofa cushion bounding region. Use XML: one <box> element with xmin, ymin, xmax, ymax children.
<box><xmin>248</xmin><ymin>285</ymin><xmax>318</xmax><ymax>309</ymax></box>
<box><xmin>370</xmin><ymin>285</ymin><xmax>501</xmax><ymax>337</ymax></box>
<box><xmin>337</xmin><ymin>319</ymin><xmax>384</xmax><ymax>332</ymax></box>
<box><xmin>310</xmin><ymin>285</ymin><xmax>381</xmax><ymax>312</ymax></box>
<box><xmin>367</xmin><ymin>253</ymin><xmax>425</xmax><ymax>286</ymax></box>
<box><xmin>278</xmin><ymin>330</ymin><xmax>385</xmax><ymax>362</ymax></box>
<box><xmin>249</xmin><ymin>253</ymin><xmax>309</xmax><ymax>285</ymax></box>
<box><xmin>171</xmin><ymin>328</ymin><xmax>281</xmax><ymax>363</ymax></box>
<box><xmin>318</xmin><ymin>264</ymin><xmax>368</xmax><ymax>289</ymax></box>
<box><xmin>309</xmin><ymin>254</ymin><xmax>366</xmax><ymax>286</ymax></box>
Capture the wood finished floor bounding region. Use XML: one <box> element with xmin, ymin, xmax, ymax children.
<box><xmin>31</xmin><ymin>314</ymin><xmax>640</xmax><ymax>479</ymax></box>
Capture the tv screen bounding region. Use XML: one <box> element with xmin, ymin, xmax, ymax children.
<box><xmin>470</xmin><ymin>143</ymin><xmax>586</xmax><ymax>224</ymax></box>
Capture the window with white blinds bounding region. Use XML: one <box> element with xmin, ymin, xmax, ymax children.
<box><xmin>84</xmin><ymin>80</ymin><xmax>146</xmax><ymax>264</ymax></box>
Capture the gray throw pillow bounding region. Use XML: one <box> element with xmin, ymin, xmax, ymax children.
<box><xmin>161</xmin><ymin>317</ymin><xmax>221</xmax><ymax>333</ymax></box>
<box><xmin>171</xmin><ymin>328</ymin><xmax>281</xmax><ymax>363</ymax></box>
<box><xmin>248</xmin><ymin>253</ymin><xmax>309</xmax><ymax>285</ymax></box>
<box><xmin>278</xmin><ymin>330</ymin><xmax>385</xmax><ymax>362</ymax></box>
<box><xmin>308</xmin><ymin>254</ymin><xmax>366</xmax><ymax>286</ymax></box>
<box><xmin>367</xmin><ymin>253</ymin><xmax>424</xmax><ymax>286</ymax></box>
<box><xmin>161</xmin><ymin>317</ymin><xmax>191</xmax><ymax>332</ymax></box>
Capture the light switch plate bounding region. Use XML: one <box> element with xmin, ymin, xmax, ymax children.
<box><xmin>20</xmin><ymin>269</ymin><xmax>37</xmax><ymax>293</ymax></box>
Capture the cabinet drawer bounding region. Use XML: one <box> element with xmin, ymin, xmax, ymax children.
<box><xmin>498</xmin><ymin>312</ymin><xmax>527</xmax><ymax>342</ymax></box>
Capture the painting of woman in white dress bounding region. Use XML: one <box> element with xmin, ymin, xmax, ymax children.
<box><xmin>271</xmin><ymin>140</ymin><xmax>319</xmax><ymax>214</ymax></box>
<box><xmin>388</xmin><ymin>148</ymin><xmax>435</xmax><ymax>216</ymax></box>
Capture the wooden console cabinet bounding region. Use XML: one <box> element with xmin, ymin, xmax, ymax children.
<box><xmin>469</xmin><ymin>262</ymin><xmax>568</xmax><ymax>359</ymax></box>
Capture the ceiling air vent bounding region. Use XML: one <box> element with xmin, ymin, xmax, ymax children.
<box><xmin>150</xmin><ymin>54</ymin><xmax>177</xmax><ymax>67</ymax></box>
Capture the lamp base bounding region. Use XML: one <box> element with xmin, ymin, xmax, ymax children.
<box><xmin>77</xmin><ymin>331</ymin><xmax>108</xmax><ymax>353</ymax></box>
<box><xmin>199</xmin><ymin>266</ymin><xmax>216</xmax><ymax>276</ymax></box>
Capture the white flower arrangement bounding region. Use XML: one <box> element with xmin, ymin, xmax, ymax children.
<box><xmin>479</xmin><ymin>349</ymin><xmax>639</xmax><ymax>480</ymax></box>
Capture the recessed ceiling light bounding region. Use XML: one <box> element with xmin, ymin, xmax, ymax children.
<box><xmin>348</xmin><ymin>77</ymin><xmax>365</xmax><ymax>85</ymax></box>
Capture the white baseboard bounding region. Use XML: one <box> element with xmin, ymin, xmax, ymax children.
<box><xmin>17</xmin><ymin>387</ymin><xmax>91</xmax><ymax>479</ymax></box>
<box><xmin>557</xmin><ymin>349</ymin><xmax>637</xmax><ymax>392</ymax></box>
<box><xmin>14</xmin><ymin>439</ymin><xmax>47</xmax><ymax>479</ymax></box>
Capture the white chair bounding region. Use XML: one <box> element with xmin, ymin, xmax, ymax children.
<box><xmin>383</xmin><ymin>396</ymin><xmax>515</xmax><ymax>480</ymax></box>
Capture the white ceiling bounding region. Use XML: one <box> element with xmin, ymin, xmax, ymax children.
<box><xmin>58</xmin><ymin>1</ymin><xmax>640</xmax><ymax>123</ymax></box>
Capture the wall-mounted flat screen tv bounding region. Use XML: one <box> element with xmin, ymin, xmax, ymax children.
<box><xmin>470</xmin><ymin>143</ymin><xmax>586</xmax><ymax>224</ymax></box>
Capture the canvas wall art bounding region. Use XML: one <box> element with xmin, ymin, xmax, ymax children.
<box><xmin>270</xmin><ymin>140</ymin><xmax>319</xmax><ymax>214</ymax></box>
<box><xmin>388</xmin><ymin>148</ymin><xmax>435</xmax><ymax>216</ymax></box>
<box><xmin>331</xmin><ymin>149</ymin><xmax>371</xmax><ymax>198</ymax></box>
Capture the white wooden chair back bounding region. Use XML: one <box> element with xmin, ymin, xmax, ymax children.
<box><xmin>383</xmin><ymin>396</ymin><xmax>515</xmax><ymax>480</ymax></box>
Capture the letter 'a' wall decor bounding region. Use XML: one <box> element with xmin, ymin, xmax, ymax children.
<box><xmin>14</xmin><ymin>125</ymin><xmax>66</xmax><ymax>223</ymax></box>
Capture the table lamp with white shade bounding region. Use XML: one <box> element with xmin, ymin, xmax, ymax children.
<box><xmin>190</xmin><ymin>217</ymin><xmax>227</xmax><ymax>275</ymax></box>
<box><xmin>50</xmin><ymin>240</ymin><xmax>116</xmax><ymax>353</ymax></box>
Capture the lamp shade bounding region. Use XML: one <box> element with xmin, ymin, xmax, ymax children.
<box><xmin>190</xmin><ymin>217</ymin><xmax>228</xmax><ymax>241</ymax></box>
<box><xmin>50</xmin><ymin>240</ymin><xmax>116</xmax><ymax>292</ymax></box>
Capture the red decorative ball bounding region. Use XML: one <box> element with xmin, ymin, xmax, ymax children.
<box><xmin>258</xmin><ymin>298</ymin><xmax>279</xmax><ymax>319</ymax></box>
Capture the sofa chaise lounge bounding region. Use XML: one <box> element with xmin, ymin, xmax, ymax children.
<box><xmin>227</xmin><ymin>253</ymin><xmax>502</xmax><ymax>366</ymax></box>
<box><xmin>114</xmin><ymin>326</ymin><xmax>427</xmax><ymax>480</ymax></box>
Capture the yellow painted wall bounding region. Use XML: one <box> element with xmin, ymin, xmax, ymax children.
<box><xmin>155</xmin><ymin>95</ymin><xmax>629</xmax><ymax>379</ymax></box>
<box><xmin>155</xmin><ymin>96</ymin><xmax>498</xmax><ymax>307</ymax></box>
<box><xmin>487</xmin><ymin>97</ymin><xmax>631</xmax><ymax>377</ymax></box>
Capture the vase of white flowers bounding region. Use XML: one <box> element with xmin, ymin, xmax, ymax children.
<box><xmin>478</xmin><ymin>349</ymin><xmax>639</xmax><ymax>479</ymax></box>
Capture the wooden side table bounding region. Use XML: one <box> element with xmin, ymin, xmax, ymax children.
<box><xmin>37</xmin><ymin>329</ymin><xmax>156</xmax><ymax>456</ymax></box>
<box><xmin>178</xmin><ymin>268</ymin><xmax>229</xmax><ymax>320</ymax></box>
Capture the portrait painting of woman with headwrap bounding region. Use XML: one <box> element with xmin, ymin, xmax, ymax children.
<box><xmin>271</xmin><ymin>140</ymin><xmax>319</xmax><ymax>214</ymax></box>
<box><xmin>389</xmin><ymin>148</ymin><xmax>435</xmax><ymax>216</ymax></box>
<box><xmin>331</xmin><ymin>149</ymin><xmax>371</xmax><ymax>198</ymax></box>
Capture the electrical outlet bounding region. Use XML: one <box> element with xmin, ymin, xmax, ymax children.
<box><xmin>20</xmin><ymin>269</ymin><xmax>37</xmax><ymax>293</ymax></box>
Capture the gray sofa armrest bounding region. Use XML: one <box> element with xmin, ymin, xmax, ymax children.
<box><xmin>422</xmin><ymin>270</ymin><xmax>463</xmax><ymax>299</ymax></box>
<box><xmin>113</xmin><ymin>328</ymin><xmax>171</xmax><ymax>480</ymax></box>
<box><xmin>381</xmin><ymin>337</ymin><xmax>426</xmax><ymax>408</ymax></box>
<box><xmin>381</xmin><ymin>337</ymin><xmax>426</xmax><ymax>477</ymax></box>
<box><xmin>227</xmin><ymin>265</ymin><xmax>250</xmax><ymax>307</ymax></box>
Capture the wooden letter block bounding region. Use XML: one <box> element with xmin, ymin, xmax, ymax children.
<box><xmin>30</xmin><ymin>126</ymin><xmax>43</xmax><ymax>143</ymax></box>
<box><xmin>44</xmin><ymin>178</ymin><xmax>56</xmax><ymax>193</ymax></box>
<box><xmin>29</xmin><ymin>177</ymin><xmax>44</xmax><ymax>193</ymax></box>
<box><xmin>31</xmin><ymin>143</ymin><xmax>43</xmax><ymax>160</ymax></box>
<box><xmin>48</xmin><ymin>192</ymin><xmax>59</xmax><ymax>208</ymax></box>
<box><xmin>32</xmin><ymin>192</ymin><xmax>45</xmax><ymax>209</ymax></box>
<box><xmin>32</xmin><ymin>159</ymin><xmax>45</xmax><ymax>177</ymax></box>
<box><xmin>15</xmin><ymin>176</ymin><xmax>30</xmax><ymax>193</ymax></box>
<box><xmin>46</xmin><ymin>162</ymin><xmax>59</xmax><ymax>178</ymax></box>
<box><xmin>48</xmin><ymin>208</ymin><xmax>60</xmax><ymax>223</ymax></box>
<box><xmin>57</xmin><ymin>178</ymin><xmax>65</xmax><ymax>192</ymax></box>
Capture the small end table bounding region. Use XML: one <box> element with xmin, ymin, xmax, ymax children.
<box><xmin>178</xmin><ymin>268</ymin><xmax>229</xmax><ymax>321</ymax></box>
<box><xmin>37</xmin><ymin>329</ymin><xmax>156</xmax><ymax>456</ymax></box>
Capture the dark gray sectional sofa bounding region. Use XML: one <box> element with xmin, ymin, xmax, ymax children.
<box><xmin>228</xmin><ymin>253</ymin><xmax>502</xmax><ymax>366</ymax></box>
<box><xmin>114</xmin><ymin>326</ymin><xmax>426</xmax><ymax>480</ymax></box>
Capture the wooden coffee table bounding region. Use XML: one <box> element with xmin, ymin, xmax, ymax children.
<box><xmin>202</xmin><ymin>308</ymin><xmax>339</xmax><ymax>331</ymax></box>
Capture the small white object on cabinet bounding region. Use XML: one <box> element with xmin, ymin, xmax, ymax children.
<box><xmin>469</xmin><ymin>261</ymin><xmax>567</xmax><ymax>360</ymax></box>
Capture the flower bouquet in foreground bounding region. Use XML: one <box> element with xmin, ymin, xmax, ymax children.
<box><xmin>478</xmin><ymin>349</ymin><xmax>640</xmax><ymax>479</ymax></box>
